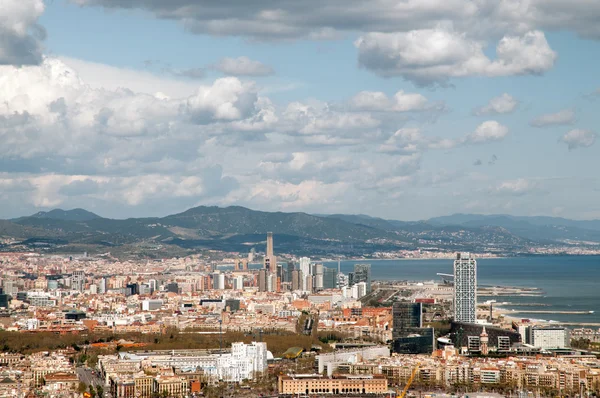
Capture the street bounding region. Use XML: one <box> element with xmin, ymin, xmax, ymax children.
<box><xmin>76</xmin><ymin>366</ymin><xmax>104</xmax><ymax>388</ymax></box>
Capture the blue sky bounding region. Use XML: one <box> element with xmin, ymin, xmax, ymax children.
<box><xmin>0</xmin><ymin>0</ymin><xmax>599</xmax><ymax>220</ymax></box>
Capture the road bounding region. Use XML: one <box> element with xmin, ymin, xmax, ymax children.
<box><xmin>76</xmin><ymin>367</ymin><xmax>104</xmax><ymax>388</ymax></box>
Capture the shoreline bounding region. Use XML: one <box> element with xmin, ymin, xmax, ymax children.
<box><xmin>321</xmin><ymin>253</ymin><xmax>600</xmax><ymax>262</ymax></box>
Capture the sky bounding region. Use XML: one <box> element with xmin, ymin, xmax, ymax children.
<box><xmin>0</xmin><ymin>0</ymin><xmax>599</xmax><ymax>221</ymax></box>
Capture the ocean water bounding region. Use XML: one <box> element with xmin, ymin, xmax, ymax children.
<box><xmin>322</xmin><ymin>256</ymin><xmax>600</xmax><ymax>325</ymax></box>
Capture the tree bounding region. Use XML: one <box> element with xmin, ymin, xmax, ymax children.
<box><xmin>96</xmin><ymin>385</ymin><xmax>104</xmax><ymax>398</ymax></box>
<box><xmin>78</xmin><ymin>382</ymin><xmax>88</xmax><ymax>394</ymax></box>
<box><xmin>89</xmin><ymin>385</ymin><xmax>96</xmax><ymax>397</ymax></box>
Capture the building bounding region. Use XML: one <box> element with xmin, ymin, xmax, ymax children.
<box><xmin>530</xmin><ymin>326</ymin><xmax>570</xmax><ymax>350</ymax></box>
<box><xmin>154</xmin><ymin>375</ymin><xmax>188</xmax><ymax>397</ymax></box>
<box><xmin>113</xmin><ymin>343</ymin><xmax>269</xmax><ymax>383</ymax></box>
<box><xmin>353</xmin><ymin>264</ymin><xmax>371</xmax><ymax>293</ymax></box>
<box><xmin>392</xmin><ymin>302</ymin><xmax>435</xmax><ymax>354</ymax></box>
<box><xmin>232</xmin><ymin>275</ymin><xmax>244</xmax><ymax>290</ymax></box>
<box><xmin>258</xmin><ymin>269</ymin><xmax>269</xmax><ymax>292</ymax></box>
<box><xmin>451</xmin><ymin>322</ymin><xmax>521</xmax><ymax>350</ymax></box>
<box><xmin>71</xmin><ymin>271</ymin><xmax>86</xmax><ymax>292</ymax></box>
<box><xmin>286</xmin><ymin>262</ymin><xmax>295</xmax><ymax>283</ymax></box>
<box><xmin>392</xmin><ymin>302</ymin><xmax>422</xmax><ymax>338</ymax></box>
<box><xmin>165</xmin><ymin>282</ymin><xmax>179</xmax><ymax>294</ymax></box>
<box><xmin>291</xmin><ymin>269</ymin><xmax>303</xmax><ymax>291</ymax></box>
<box><xmin>0</xmin><ymin>294</ymin><xmax>10</xmax><ymax>308</ymax></box>
<box><xmin>264</xmin><ymin>232</ymin><xmax>277</xmax><ymax>274</ymax></box>
<box><xmin>323</xmin><ymin>267</ymin><xmax>338</xmax><ymax>289</ymax></box>
<box><xmin>278</xmin><ymin>374</ymin><xmax>388</xmax><ymax>396</ymax></box>
<box><xmin>141</xmin><ymin>299</ymin><xmax>163</xmax><ymax>311</ymax></box>
<box><xmin>225</xmin><ymin>299</ymin><xmax>240</xmax><ymax>312</ymax></box>
<box><xmin>317</xmin><ymin>346</ymin><xmax>390</xmax><ymax>376</ymax></box>
<box><xmin>480</xmin><ymin>327</ymin><xmax>489</xmax><ymax>355</ymax></box>
<box><xmin>393</xmin><ymin>328</ymin><xmax>435</xmax><ymax>354</ymax></box>
<box><xmin>299</xmin><ymin>257</ymin><xmax>311</xmax><ymax>290</ymax></box>
<box><xmin>453</xmin><ymin>252</ymin><xmax>477</xmax><ymax>323</ymax></box>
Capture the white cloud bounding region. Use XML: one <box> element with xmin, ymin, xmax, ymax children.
<box><xmin>59</xmin><ymin>57</ymin><xmax>197</xmax><ymax>97</ymax></box>
<box><xmin>280</xmin><ymin>101</ymin><xmax>381</xmax><ymax>145</ymax></box>
<box><xmin>348</xmin><ymin>90</ymin><xmax>431</xmax><ymax>112</ymax></box>
<box><xmin>70</xmin><ymin>0</ymin><xmax>600</xmax><ymax>41</ymax></box>
<box><xmin>530</xmin><ymin>109</ymin><xmax>575</xmax><ymax>127</ymax></box>
<box><xmin>214</xmin><ymin>56</ymin><xmax>274</xmax><ymax>76</ymax></box>
<box><xmin>185</xmin><ymin>77</ymin><xmax>259</xmax><ymax>123</ymax></box>
<box><xmin>474</xmin><ymin>93</ymin><xmax>518</xmax><ymax>115</ymax></box>
<box><xmin>561</xmin><ymin>129</ymin><xmax>596</xmax><ymax>150</ymax></box>
<box><xmin>0</xmin><ymin>0</ymin><xmax>45</xmax><ymax>65</ymax></box>
<box><xmin>464</xmin><ymin>121</ymin><xmax>509</xmax><ymax>144</ymax></box>
<box><xmin>355</xmin><ymin>29</ymin><xmax>556</xmax><ymax>84</ymax></box>
<box><xmin>494</xmin><ymin>179</ymin><xmax>535</xmax><ymax>195</ymax></box>
<box><xmin>0</xmin><ymin>58</ymin><xmax>271</xmax><ymax>169</ymax></box>
<box><xmin>232</xmin><ymin>179</ymin><xmax>351</xmax><ymax>211</ymax></box>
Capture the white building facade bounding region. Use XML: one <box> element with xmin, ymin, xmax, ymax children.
<box><xmin>454</xmin><ymin>252</ymin><xmax>477</xmax><ymax>323</ymax></box>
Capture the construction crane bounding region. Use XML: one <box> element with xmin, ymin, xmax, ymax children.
<box><xmin>398</xmin><ymin>362</ymin><xmax>420</xmax><ymax>398</ymax></box>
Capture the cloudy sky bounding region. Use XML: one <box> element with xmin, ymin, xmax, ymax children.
<box><xmin>1</xmin><ymin>0</ymin><xmax>599</xmax><ymax>220</ymax></box>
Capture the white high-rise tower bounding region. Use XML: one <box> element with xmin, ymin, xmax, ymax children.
<box><xmin>453</xmin><ymin>252</ymin><xmax>477</xmax><ymax>323</ymax></box>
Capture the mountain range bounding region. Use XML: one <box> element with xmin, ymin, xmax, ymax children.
<box><xmin>1</xmin><ymin>206</ymin><xmax>599</xmax><ymax>257</ymax></box>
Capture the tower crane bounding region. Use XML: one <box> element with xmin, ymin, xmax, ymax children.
<box><xmin>398</xmin><ymin>362</ymin><xmax>420</xmax><ymax>398</ymax></box>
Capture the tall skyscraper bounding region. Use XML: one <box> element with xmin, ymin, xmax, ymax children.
<box><xmin>291</xmin><ymin>270</ymin><xmax>303</xmax><ymax>291</ymax></box>
<box><xmin>453</xmin><ymin>252</ymin><xmax>477</xmax><ymax>323</ymax></box>
<box><xmin>313</xmin><ymin>263</ymin><xmax>324</xmax><ymax>291</ymax></box>
<box><xmin>266</xmin><ymin>232</ymin><xmax>274</xmax><ymax>258</ymax></box>
<box><xmin>286</xmin><ymin>262</ymin><xmax>295</xmax><ymax>283</ymax></box>
<box><xmin>258</xmin><ymin>269</ymin><xmax>269</xmax><ymax>292</ymax></box>
<box><xmin>353</xmin><ymin>264</ymin><xmax>371</xmax><ymax>293</ymax></box>
<box><xmin>299</xmin><ymin>257</ymin><xmax>311</xmax><ymax>275</ymax></box>
<box><xmin>263</xmin><ymin>232</ymin><xmax>277</xmax><ymax>273</ymax></box>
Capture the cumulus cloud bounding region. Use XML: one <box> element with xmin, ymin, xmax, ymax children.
<box><xmin>0</xmin><ymin>0</ymin><xmax>45</xmax><ymax>65</ymax></box>
<box><xmin>463</xmin><ymin>121</ymin><xmax>509</xmax><ymax>144</ymax></box>
<box><xmin>474</xmin><ymin>93</ymin><xmax>518</xmax><ymax>115</ymax></box>
<box><xmin>0</xmin><ymin>58</ymin><xmax>272</xmax><ymax>173</ymax></box>
<box><xmin>355</xmin><ymin>29</ymin><xmax>556</xmax><ymax>85</ymax></box>
<box><xmin>214</xmin><ymin>56</ymin><xmax>274</xmax><ymax>76</ymax></box>
<box><xmin>530</xmin><ymin>109</ymin><xmax>575</xmax><ymax>127</ymax></box>
<box><xmin>561</xmin><ymin>129</ymin><xmax>596</xmax><ymax>150</ymax></box>
<box><xmin>280</xmin><ymin>101</ymin><xmax>381</xmax><ymax>145</ymax></box>
<box><xmin>185</xmin><ymin>78</ymin><xmax>260</xmax><ymax>123</ymax></box>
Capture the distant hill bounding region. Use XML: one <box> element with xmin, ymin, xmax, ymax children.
<box><xmin>17</xmin><ymin>208</ymin><xmax>101</xmax><ymax>222</ymax></box>
<box><xmin>1</xmin><ymin>206</ymin><xmax>599</xmax><ymax>256</ymax></box>
<box><xmin>428</xmin><ymin>213</ymin><xmax>600</xmax><ymax>243</ymax></box>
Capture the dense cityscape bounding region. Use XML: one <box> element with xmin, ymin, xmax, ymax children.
<box><xmin>2</xmin><ymin>0</ymin><xmax>600</xmax><ymax>397</ymax></box>
<box><xmin>0</xmin><ymin>233</ymin><xmax>597</xmax><ymax>398</ymax></box>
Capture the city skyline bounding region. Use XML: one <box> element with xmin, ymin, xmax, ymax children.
<box><xmin>1</xmin><ymin>1</ymin><xmax>600</xmax><ymax>221</ymax></box>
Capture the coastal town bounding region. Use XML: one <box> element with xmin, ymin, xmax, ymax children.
<box><xmin>0</xmin><ymin>234</ymin><xmax>598</xmax><ymax>398</ymax></box>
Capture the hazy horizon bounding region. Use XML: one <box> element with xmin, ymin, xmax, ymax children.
<box><xmin>1</xmin><ymin>1</ymin><xmax>599</xmax><ymax>221</ymax></box>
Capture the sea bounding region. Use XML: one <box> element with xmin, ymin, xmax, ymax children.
<box><xmin>240</xmin><ymin>256</ymin><xmax>600</xmax><ymax>325</ymax></box>
<box><xmin>319</xmin><ymin>256</ymin><xmax>600</xmax><ymax>326</ymax></box>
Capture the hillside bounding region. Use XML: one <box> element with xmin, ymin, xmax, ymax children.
<box><xmin>1</xmin><ymin>206</ymin><xmax>598</xmax><ymax>256</ymax></box>
<box><xmin>428</xmin><ymin>213</ymin><xmax>600</xmax><ymax>243</ymax></box>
